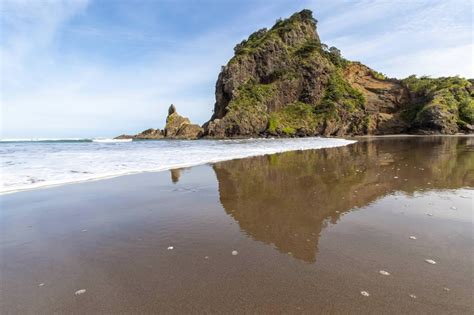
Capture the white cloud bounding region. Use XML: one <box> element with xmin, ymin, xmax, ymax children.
<box><xmin>0</xmin><ymin>0</ymin><xmax>237</xmax><ymax>138</ymax></box>
<box><xmin>314</xmin><ymin>0</ymin><xmax>472</xmax><ymax>78</ymax></box>
<box><xmin>377</xmin><ymin>44</ymin><xmax>474</xmax><ymax>78</ymax></box>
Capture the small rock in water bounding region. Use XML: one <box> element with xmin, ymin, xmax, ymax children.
<box><xmin>360</xmin><ymin>291</ymin><xmax>370</xmax><ymax>297</ymax></box>
<box><xmin>232</xmin><ymin>250</ymin><xmax>238</xmax><ymax>256</ymax></box>
<box><xmin>409</xmin><ymin>294</ymin><xmax>417</xmax><ymax>299</ymax></box>
<box><xmin>443</xmin><ymin>287</ymin><xmax>450</xmax><ymax>292</ymax></box>
<box><xmin>167</xmin><ymin>246</ymin><xmax>174</xmax><ymax>250</ymax></box>
<box><xmin>425</xmin><ymin>259</ymin><xmax>437</xmax><ymax>265</ymax></box>
<box><xmin>409</xmin><ymin>236</ymin><xmax>417</xmax><ymax>240</ymax></box>
<box><xmin>75</xmin><ymin>289</ymin><xmax>86</xmax><ymax>296</ymax></box>
<box><xmin>38</xmin><ymin>283</ymin><xmax>45</xmax><ymax>287</ymax></box>
<box><xmin>379</xmin><ymin>270</ymin><xmax>390</xmax><ymax>276</ymax></box>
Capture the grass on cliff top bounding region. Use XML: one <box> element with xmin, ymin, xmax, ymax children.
<box><xmin>233</xmin><ymin>9</ymin><xmax>316</xmax><ymax>57</ymax></box>
<box><xmin>232</xmin><ymin>8</ymin><xmax>350</xmax><ymax>76</ymax></box>
<box><xmin>402</xmin><ymin>75</ymin><xmax>474</xmax><ymax>125</ymax></box>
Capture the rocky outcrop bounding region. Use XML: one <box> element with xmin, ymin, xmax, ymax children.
<box><xmin>203</xmin><ymin>9</ymin><xmax>473</xmax><ymax>137</ymax></box>
<box><xmin>115</xmin><ymin>104</ymin><xmax>202</xmax><ymax>140</ymax></box>
<box><xmin>115</xmin><ymin>128</ymin><xmax>163</xmax><ymax>140</ymax></box>
<box><xmin>135</xmin><ymin>128</ymin><xmax>164</xmax><ymax>139</ymax></box>
<box><xmin>165</xmin><ymin>105</ymin><xmax>203</xmax><ymax>139</ymax></box>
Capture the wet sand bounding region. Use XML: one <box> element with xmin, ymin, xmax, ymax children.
<box><xmin>1</xmin><ymin>136</ymin><xmax>473</xmax><ymax>314</ymax></box>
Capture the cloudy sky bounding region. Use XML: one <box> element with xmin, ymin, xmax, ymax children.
<box><xmin>1</xmin><ymin>0</ymin><xmax>472</xmax><ymax>138</ymax></box>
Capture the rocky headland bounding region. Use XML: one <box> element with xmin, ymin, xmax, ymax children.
<box><xmin>118</xmin><ymin>9</ymin><xmax>473</xmax><ymax>140</ymax></box>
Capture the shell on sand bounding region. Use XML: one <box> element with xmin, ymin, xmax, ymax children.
<box><xmin>379</xmin><ymin>270</ymin><xmax>390</xmax><ymax>276</ymax></box>
<box><xmin>75</xmin><ymin>289</ymin><xmax>86</xmax><ymax>296</ymax></box>
<box><xmin>409</xmin><ymin>236</ymin><xmax>417</xmax><ymax>240</ymax></box>
<box><xmin>360</xmin><ymin>291</ymin><xmax>370</xmax><ymax>297</ymax></box>
<box><xmin>232</xmin><ymin>250</ymin><xmax>238</xmax><ymax>256</ymax></box>
<box><xmin>425</xmin><ymin>259</ymin><xmax>436</xmax><ymax>265</ymax></box>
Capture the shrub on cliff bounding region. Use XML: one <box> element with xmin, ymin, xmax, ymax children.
<box><xmin>402</xmin><ymin>75</ymin><xmax>473</xmax><ymax>130</ymax></box>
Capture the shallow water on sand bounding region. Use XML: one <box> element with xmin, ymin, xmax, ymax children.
<box><xmin>0</xmin><ymin>136</ymin><xmax>473</xmax><ymax>313</ymax></box>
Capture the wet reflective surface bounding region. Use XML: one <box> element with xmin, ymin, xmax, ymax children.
<box><xmin>214</xmin><ymin>136</ymin><xmax>473</xmax><ymax>263</ymax></box>
<box><xmin>1</xmin><ymin>136</ymin><xmax>473</xmax><ymax>313</ymax></box>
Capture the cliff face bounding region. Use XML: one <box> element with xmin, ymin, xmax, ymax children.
<box><xmin>204</xmin><ymin>10</ymin><xmax>473</xmax><ymax>137</ymax></box>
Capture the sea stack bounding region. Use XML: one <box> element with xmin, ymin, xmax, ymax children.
<box><xmin>164</xmin><ymin>104</ymin><xmax>203</xmax><ymax>139</ymax></box>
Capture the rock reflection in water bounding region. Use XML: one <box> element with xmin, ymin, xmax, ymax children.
<box><xmin>213</xmin><ymin>136</ymin><xmax>473</xmax><ymax>263</ymax></box>
<box><xmin>170</xmin><ymin>168</ymin><xmax>182</xmax><ymax>183</ymax></box>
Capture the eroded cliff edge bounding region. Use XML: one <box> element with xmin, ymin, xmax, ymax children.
<box><xmin>203</xmin><ymin>9</ymin><xmax>473</xmax><ymax>137</ymax></box>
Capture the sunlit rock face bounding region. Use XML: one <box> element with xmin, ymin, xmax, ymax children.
<box><xmin>204</xmin><ymin>9</ymin><xmax>473</xmax><ymax>138</ymax></box>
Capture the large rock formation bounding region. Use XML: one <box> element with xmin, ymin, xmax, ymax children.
<box><xmin>164</xmin><ymin>104</ymin><xmax>203</xmax><ymax>139</ymax></box>
<box><xmin>203</xmin><ymin>9</ymin><xmax>473</xmax><ymax>137</ymax></box>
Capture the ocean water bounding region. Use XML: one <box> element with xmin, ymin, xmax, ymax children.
<box><xmin>0</xmin><ymin>137</ymin><xmax>355</xmax><ymax>194</ymax></box>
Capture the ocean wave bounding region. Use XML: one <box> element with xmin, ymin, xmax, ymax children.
<box><xmin>0</xmin><ymin>138</ymin><xmax>92</xmax><ymax>143</ymax></box>
<box><xmin>0</xmin><ymin>137</ymin><xmax>356</xmax><ymax>194</ymax></box>
<box><xmin>92</xmin><ymin>138</ymin><xmax>133</xmax><ymax>143</ymax></box>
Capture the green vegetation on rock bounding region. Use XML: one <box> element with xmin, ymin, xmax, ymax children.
<box><xmin>219</xmin><ymin>80</ymin><xmax>276</xmax><ymax>135</ymax></box>
<box><xmin>233</xmin><ymin>9</ymin><xmax>317</xmax><ymax>59</ymax></box>
<box><xmin>268</xmin><ymin>102</ymin><xmax>321</xmax><ymax>135</ymax></box>
<box><xmin>402</xmin><ymin>75</ymin><xmax>473</xmax><ymax>131</ymax></box>
<box><xmin>318</xmin><ymin>71</ymin><xmax>366</xmax><ymax>115</ymax></box>
<box><xmin>205</xmin><ymin>9</ymin><xmax>473</xmax><ymax>137</ymax></box>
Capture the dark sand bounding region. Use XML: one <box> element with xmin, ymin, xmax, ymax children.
<box><xmin>1</xmin><ymin>136</ymin><xmax>473</xmax><ymax>314</ymax></box>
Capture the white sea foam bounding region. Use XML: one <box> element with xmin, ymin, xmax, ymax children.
<box><xmin>92</xmin><ymin>138</ymin><xmax>132</xmax><ymax>143</ymax></box>
<box><xmin>0</xmin><ymin>138</ymin><xmax>91</xmax><ymax>142</ymax></box>
<box><xmin>0</xmin><ymin>137</ymin><xmax>355</xmax><ymax>194</ymax></box>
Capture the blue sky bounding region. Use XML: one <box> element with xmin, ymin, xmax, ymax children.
<box><xmin>1</xmin><ymin>0</ymin><xmax>472</xmax><ymax>138</ymax></box>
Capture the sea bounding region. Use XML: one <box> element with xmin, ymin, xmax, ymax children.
<box><xmin>0</xmin><ymin>137</ymin><xmax>355</xmax><ymax>194</ymax></box>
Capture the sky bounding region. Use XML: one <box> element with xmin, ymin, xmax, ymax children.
<box><xmin>1</xmin><ymin>0</ymin><xmax>472</xmax><ymax>138</ymax></box>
